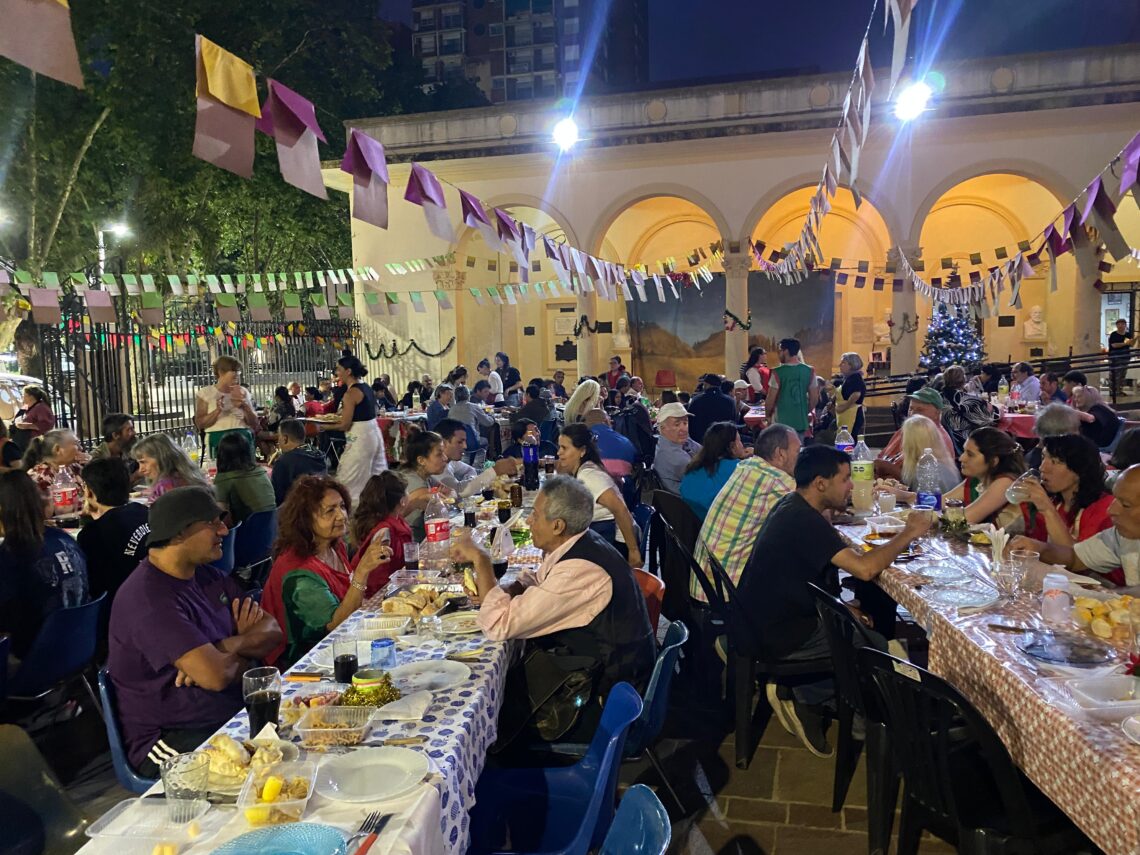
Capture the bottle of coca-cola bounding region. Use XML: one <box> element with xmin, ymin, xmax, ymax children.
<box><xmin>51</xmin><ymin>466</ymin><xmax>79</xmax><ymax>517</ymax></box>
<box><xmin>421</xmin><ymin>488</ymin><xmax>451</xmax><ymax>572</ymax></box>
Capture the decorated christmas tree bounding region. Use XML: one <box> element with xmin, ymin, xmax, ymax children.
<box><xmin>919</xmin><ymin>301</ymin><xmax>986</xmax><ymax>370</ymax></box>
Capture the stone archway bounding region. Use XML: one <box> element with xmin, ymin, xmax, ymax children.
<box><xmin>914</xmin><ymin>172</ymin><xmax>1088</xmax><ymax>363</ymax></box>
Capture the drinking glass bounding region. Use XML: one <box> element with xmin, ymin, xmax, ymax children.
<box><xmin>942</xmin><ymin>498</ymin><xmax>966</xmax><ymax>525</ymax></box>
<box><xmin>993</xmin><ymin>561</ymin><xmax>1020</xmax><ymax>602</ymax></box>
<box><xmin>1004</xmin><ymin>469</ymin><xmax>1040</xmax><ymax>505</ymax></box>
<box><xmin>333</xmin><ymin>638</ymin><xmax>359</xmax><ymax>684</ymax></box>
<box><xmin>403</xmin><ymin>541</ymin><xmax>420</xmax><ymax>572</ymax></box>
<box><xmin>242</xmin><ymin>666</ymin><xmax>282</xmax><ymax>738</ymax></box>
<box><xmin>875</xmin><ymin>490</ymin><xmax>897</xmax><ymax>514</ymax></box>
<box><xmin>160</xmin><ymin>751</ymin><xmax>209</xmax><ymax>823</ymax></box>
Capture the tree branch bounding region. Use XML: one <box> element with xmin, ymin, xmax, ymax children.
<box><xmin>39</xmin><ymin>105</ymin><xmax>111</xmax><ymax>268</ymax></box>
<box><xmin>269</xmin><ymin>29</ymin><xmax>315</xmax><ymax>77</ymax></box>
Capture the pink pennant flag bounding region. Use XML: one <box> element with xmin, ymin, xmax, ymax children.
<box><xmin>341</xmin><ymin>129</ymin><xmax>389</xmax><ymax>229</ymax></box>
<box><xmin>192</xmin><ymin>35</ymin><xmax>259</xmax><ymax>179</ymax></box>
<box><xmin>459</xmin><ymin>190</ymin><xmax>502</xmax><ymax>251</ymax></box>
<box><xmin>0</xmin><ymin>0</ymin><xmax>84</xmax><ymax>87</ymax></box>
<box><xmin>1080</xmin><ymin>175</ymin><xmax>1131</xmax><ymax>261</ymax></box>
<box><xmin>256</xmin><ymin>79</ymin><xmax>327</xmax><ymax>199</ymax></box>
<box><xmin>404</xmin><ymin>163</ymin><xmax>453</xmax><ymax>242</ymax></box>
<box><xmin>1119</xmin><ymin>130</ymin><xmax>1140</xmax><ymax>197</ymax></box>
<box><xmin>82</xmin><ymin>289</ymin><xmax>116</xmax><ymax>324</ymax></box>
<box><xmin>494</xmin><ymin>209</ymin><xmax>521</xmax><ymax>245</ymax></box>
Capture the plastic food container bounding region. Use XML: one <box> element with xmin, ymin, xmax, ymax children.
<box><xmin>1068</xmin><ymin>676</ymin><xmax>1140</xmax><ymax>722</ymax></box>
<box><xmin>294</xmin><ymin>706</ymin><xmax>374</xmax><ymax>748</ymax></box>
<box><xmin>357</xmin><ymin>615</ymin><xmax>413</xmax><ymax>639</ymax></box>
<box><xmin>236</xmin><ymin>759</ymin><xmax>318</xmax><ymax>826</ymax></box>
<box><xmin>279</xmin><ymin>683</ymin><xmax>345</xmax><ymax>726</ymax></box>
<box><xmin>866</xmin><ymin>516</ymin><xmax>905</xmax><ymax>536</ymax></box>
<box><xmin>85</xmin><ymin>797</ymin><xmax>228</xmax><ymax>852</ymax></box>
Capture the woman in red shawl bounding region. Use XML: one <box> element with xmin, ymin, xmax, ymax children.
<box><xmin>262</xmin><ymin>475</ymin><xmax>392</xmax><ymax>666</ymax></box>
<box><xmin>349</xmin><ymin>471</ymin><xmax>413</xmax><ymax>597</ymax></box>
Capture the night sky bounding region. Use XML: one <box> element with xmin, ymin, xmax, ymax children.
<box><xmin>380</xmin><ymin>0</ymin><xmax>1140</xmax><ymax>87</ymax></box>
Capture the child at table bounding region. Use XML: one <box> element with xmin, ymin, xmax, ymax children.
<box><xmin>350</xmin><ymin>471</ymin><xmax>413</xmax><ymax>597</ymax></box>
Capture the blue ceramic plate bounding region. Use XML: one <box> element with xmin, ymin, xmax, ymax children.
<box><xmin>213</xmin><ymin>823</ymin><xmax>345</xmax><ymax>855</ymax></box>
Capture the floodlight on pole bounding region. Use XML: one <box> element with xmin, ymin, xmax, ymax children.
<box><xmin>552</xmin><ymin>116</ymin><xmax>579</xmax><ymax>152</ymax></box>
<box><xmin>893</xmin><ymin>81</ymin><xmax>933</xmax><ymax>121</ymax></box>
<box><xmin>97</xmin><ymin>222</ymin><xmax>132</xmax><ymax>277</ymax></box>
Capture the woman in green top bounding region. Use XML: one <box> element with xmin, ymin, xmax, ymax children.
<box><xmin>263</xmin><ymin>475</ymin><xmax>392</xmax><ymax>666</ymax></box>
<box><xmin>212</xmin><ymin>432</ymin><xmax>276</xmax><ymax>524</ymax></box>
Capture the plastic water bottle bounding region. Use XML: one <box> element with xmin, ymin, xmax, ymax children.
<box><xmin>915</xmin><ymin>448</ymin><xmax>943</xmax><ymax>511</ymax></box>
<box><xmin>422</xmin><ymin>488</ymin><xmax>451</xmax><ymax>572</ymax></box>
<box><xmin>834</xmin><ymin>426</ymin><xmax>854</xmax><ymax>456</ymax></box>
<box><xmin>51</xmin><ymin>466</ymin><xmax>79</xmax><ymax>516</ymax></box>
<box><xmin>997</xmin><ymin>375</ymin><xmax>1010</xmax><ymax>400</ymax></box>
<box><xmin>850</xmin><ymin>435</ymin><xmax>874</xmax><ymax>511</ymax></box>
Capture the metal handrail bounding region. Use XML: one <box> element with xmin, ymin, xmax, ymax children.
<box><xmin>862</xmin><ymin>348</ymin><xmax>1140</xmax><ymax>400</ymax></box>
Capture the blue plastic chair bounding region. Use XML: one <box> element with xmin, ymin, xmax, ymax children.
<box><xmin>468</xmin><ymin>682</ymin><xmax>643</xmax><ymax>854</ymax></box>
<box><xmin>631</xmin><ymin>503</ymin><xmax>654</xmax><ymax>556</ymax></box>
<box><xmin>234</xmin><ymin>510</ymin><xmax>277</xmax><ymax>583</ymax></box>
<box><xmin>97</xmin><ymin>669</ymin><xmax>157</xmax><ymax>794</ymax></box>
<box><xmin>599</xmin><ymin>785</ymin><xmax>671</xmax><ymax>855</ymax></box>
<box><xmin>540</xmin><ymin>622</ymin><xmax>690</xmax><ymax>812</ymax></box>
<box><xmin>7</xmin><ymin>593</ymin><xmax>106</xmax><ymax>715</ymax></box>
<box><xmin>208</xmin><ymin>521</ymin><xmax>241</xmax><ymax>576</ymax></box>
<box><xmin>463</xmin><ymin>423</ymin><xmax>484</xmax><ymax>465</ymax></box>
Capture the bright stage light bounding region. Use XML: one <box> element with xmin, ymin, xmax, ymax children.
<box><xmin>894</xmin><ymin>81</ymin><xmax>933</xmax><ymax>121</ymax></box>
<box><xmin>107</xmin><ymin>222</ymin><xmax>132</xmax><ymax>237</ymax></box>
<box><xmin>552</xmin><ymin>117</ymin><xmax>579</xmax><ymax>152</ymax></box>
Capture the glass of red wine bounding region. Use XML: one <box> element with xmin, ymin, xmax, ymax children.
<box><xmin>242</xmin><ymin>666</ymin><xmax>282</xmax><ymax>737</ymax></box>
<box><xmin>333</xmin><ymin>639</ymin><xmax>359</xmax><ymax>684</ymax></box>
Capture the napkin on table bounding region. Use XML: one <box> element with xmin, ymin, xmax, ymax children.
<box><xmin>987</xmin><ymin>525</ymin><xmax>1010</xmax><ymax>567</ymax></box>
<box><xmin>376</xmin><ymin>690</ymin><xmax>432</xmax><ymax>721</ymax></box>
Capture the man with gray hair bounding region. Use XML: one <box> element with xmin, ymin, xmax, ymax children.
<box><xmin>446</xmin><ymin>384</ymin><xmax>496</xmax><ymax>441</ymax></box>
<box><xmin>453</xmin><ymin>475</ymin><xmax>654</xmax><ymax>697</ymax></box>
<box><xmin>692</xmin><ymin>424</ymin><xmax>801</xmax><ymax>601</ymax></box>
<box><xmin>1027</xmin><ymin>403</ymin><xmax>1082</xmax><ymax>469</ymax></box>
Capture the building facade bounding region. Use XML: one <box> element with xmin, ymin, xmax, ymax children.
<box><xmin>411</xmin><ymin>0</ymin><xmax>648</xmax><ymax>103</ymax></box>
<box><xmin>325</xmin><ymin>45</ymin><xmax>1140</xmax><ymax>391</ymax></box>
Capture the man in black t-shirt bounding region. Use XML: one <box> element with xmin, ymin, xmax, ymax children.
<box><xmin>78</xmin><ymin>459</ymin><xmax>150</xmax><ymax>603</ymax></box>
<box><xmin>1108</xmin><ymin>319</ymin><xmax>1134</xmax><ymax>400</ymax></box>
<box><xmin>738</xmin><ymin>445</ymin><xmax>932</xmax><ymax>756</ymax></box>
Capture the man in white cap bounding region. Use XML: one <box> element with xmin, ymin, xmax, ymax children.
<box><xmin>653</xmin><ymin>402</ymin><xmax>701</xmax><ymax>494</ymax></box>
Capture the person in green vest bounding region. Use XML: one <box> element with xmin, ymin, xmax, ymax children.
<box><xmin>766</xmin><ymin>338</ymin><xmax>818</xmax><ymax>438</ymax></box>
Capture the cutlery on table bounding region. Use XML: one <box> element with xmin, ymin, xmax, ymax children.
<box><xmin>355</xmin><ymin>811</ymin><xmax>393</xmax><ymax>855</ymax></box>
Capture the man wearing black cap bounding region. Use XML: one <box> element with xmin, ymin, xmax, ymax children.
<box><xmin>107</xmin><ymin>487</ymin><xmax>283</xmax><ymax>777</ymax></box>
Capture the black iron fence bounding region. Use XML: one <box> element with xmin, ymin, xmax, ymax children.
<box><xmin>37</xmin><ymin>291</ymin><xmax>357</xmax><ymax>444</ymax></box>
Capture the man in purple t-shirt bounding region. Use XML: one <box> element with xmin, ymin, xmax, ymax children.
<box><xmin>108</xmin><ymin>487</ymin><xmax>282</xmax><ymax>776</ymax></box>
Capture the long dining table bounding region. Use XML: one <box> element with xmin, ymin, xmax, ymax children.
<box><xmin>77</xmin><ymin>589</ymin><xmax>516</xmax><ymax>854</ymax></box>
<box><xmin>841</xmin><ymin>519</ymin><xmax>1140</xmax><ymax>855</ymax></box>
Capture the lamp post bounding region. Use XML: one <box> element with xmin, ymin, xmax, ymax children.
<box><xmin>96</xmin><ymin>222</ymin><xmax>131</xmax><ymax>277</ymax></box>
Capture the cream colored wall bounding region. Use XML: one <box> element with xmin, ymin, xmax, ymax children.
<box><xmin>339</xmin><ymin>102</ymin><xmax>1139</xmax><ymax>380</ymax></box>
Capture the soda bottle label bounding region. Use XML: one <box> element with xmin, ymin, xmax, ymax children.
<box><xmin>850</xmin><ymin>460</ymin><xmax>873</xmax><ymax>481</ymax></box>
<box><xmin>915</xmin><ymin>491</ymin><xmax>942</xmax><ymax>511</ymax></box>
<box><xmin>835</xmin><ymin>441</ymin><xmax>854</xmax><ymax>454</ymax></box>
<box><xmin>425</xmin><ymin>519</ymin><xmax>450</xmax><ymax>543</ymax></box>
<box><xmin>522</xmin><ymin>444</ymin><xmax>539</xmax><ymax>464</ymax></box>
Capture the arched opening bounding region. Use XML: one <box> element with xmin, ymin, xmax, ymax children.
<box><xmin>916</xmin><ymin>173</ymin><xmax>1076</xmax><ymax>364</ymax></box>
<box><xmin>591</xmin><ymin>194</ymin><xmax>725</xmax><ymax>391</ymax></box>
<box><xmin>749</xmin><ymin>187</ymin><xmax>894</xmax><ymax>375</ymax></box>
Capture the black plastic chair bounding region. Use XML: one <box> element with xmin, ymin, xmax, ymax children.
<box><xmin>810</xmin><ymin>584</ymin><xmax>897</xmax><ymax>855</ymax></box>
<box><xmin>646</xmin><ymin>497</ymin><xmax>701</xmax><ymax>626</ymax></box>
<box><xmin>858</xmin><ymin>648</ymin><xmax>1094</xmax><ymax>855</ymax></box>
<box><xmin>0</xmin><ymin>725</ymin><xmax>89</xmax><ymax>852</ymax></box>
<box><xmin>662</xmin><ymin>516</ymin><xmax>830</xmax><ymax>769</ymax></box>
<box><xmin>0</xmin><ymin>634</ymin><xmax>8</xmax><ymax>702</ymax></box>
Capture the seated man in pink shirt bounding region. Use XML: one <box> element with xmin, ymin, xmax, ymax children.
<box><xmin>452</xmin><ymin>476</ymin><xmax>654</xmax><ymax>743</ymax></box>
<box><xmin>874</xmin><ymin>387</ymin><xmax>957</xmax><ymax>481</ymax></box>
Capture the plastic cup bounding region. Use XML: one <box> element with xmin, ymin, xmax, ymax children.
<box><xmin>875</xmin><ymin>491</ymin><xmax>897</xmax><ymax>513</ymax></box>
<box><xmin>160</xmin><ymin>751</ymin><xmax>209</xmax><ymax>823</ymax></box>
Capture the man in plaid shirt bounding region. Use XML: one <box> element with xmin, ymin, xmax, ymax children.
<box><xmin>692</xmin><ymin>424</ymin><xmax>800</xmax><ymax>601</ymax></box>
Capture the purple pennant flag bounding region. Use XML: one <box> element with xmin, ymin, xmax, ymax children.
<box><xmin>83</xmin><ymin>289</ymin><xmax>116</xmax><ymax>324</ymax></box>
<box><xmin>459</xmin><ymin>190</ymin><xmax>502</xmax><ymax>251</ymax></box>
<box><xmin>494</xmin><ymin>209</ymin><xmax>521</xmax><ymax>245</ymax></box>
<box><xmin>1080</xmin><ymin>176</ymin><xmax>1131</xmax><ymax>261</ymax></box>
<box><xmin>256</xmin><ymin>79</ymin><xmax>327</xmax><ymax>199</ymax></box>
<box><xmin>404</xmin><ymin>163</ymin><xmax>453</xmax><ymax>241</ymax></box>
<box><xmin>341</xmin><ymin>129</ymin><xmax>389</xmax><ymax>229</ymax></box>
<box><xmin>29</xmin><ymin>288</ymin><xmax>62</xmax><ymax>324</ymax></box>
<box><xmin>1119</xmin><ymin>130</ymin><xmax>1140</xmax><ymax>197</ymax></box>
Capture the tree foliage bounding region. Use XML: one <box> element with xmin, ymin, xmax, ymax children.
<box><xmin>0</xmin><ymin>1</ymin><xmax>486</xmax><ymax>279</ymax></box>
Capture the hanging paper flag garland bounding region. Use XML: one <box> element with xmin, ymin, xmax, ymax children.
<box><xmin>310</xmin><ymin>292</ymin><xmax>331</xmax><ymax>320</ymax></box>
<box><xmin>469</xmin><ymin>288</ymin><xmax>486</xmax><ymax>306</ymax></box>
<box><xmin>247</xmin><ymin>292</ymin><xmax>271</xmax><ymax>321</ymax></box>
<box><xmin>282</xmin><ymin>291</ymin><xmax>303</xmax><ymax>321</ymax></box>
<box><xmin>214</xmin><ymin>292</ymin><xmax>240</xmax><ymax>322</ymax></box>
<box><xmin>193</xmin><ymin>35</ymin><xmax>260</xmax><ymax>178</ymax></box>
<box><xmin>1119</xmin><ymin>131</ymin><xmax>1140</xmax><ymax>197</ymax></box>
<box><xmin>487</xmin><ymin>287</ymin><xmax>503</xmax><ymax>306</ymax></box>
<box><xmin>83</xmin><ymin>289</ymin><xmax>115</xmax><ymax>323</ymax></box>
<box><xmin>409</xmin><ymin>292</ymin><xmax>427</xmax><ymax>313</ymax></box>
<box><xmin>139</xmin><ymin>292</ymin><xmax>165</xmax><ymax>325</ymax></box>
<box><xmin>364</xmin><ymin>292</ymin><xmax>384</xmax><ymax>316</ymax></box>
<box><xmin>336</xmin><ymin>293</ymin><xmax>355</xmax><ymax>319</ymax></box>
<box><xmin>0</xmin><ymin>0</ymin><xmax>84</xmax><ymax>88</ymax></box>
<box><xmin>404</xmin><ymin>163</ymin><xmax>453</xmax><ymax>241</ymax></box>
<box><xmin>460</xmin><ymin>190</ymin><xmax>502</xmax><ymax>251</ymax></box>
<box><xmin>434</xmin><ymin>289</ymin><xmax>452</xmax><ymax>309</ymax></box>
<box><xmin>341</xmin><ymin>129</ymin><xmax>389</xmax><ymax>228</ymax></box>
<box><xmin>1080</xmin><ymin>176</ymin><xmax>1131</xmax><ymax>261</ymax></box>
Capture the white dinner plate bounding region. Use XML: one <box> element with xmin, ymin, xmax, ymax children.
<box><xmin>438</xmin><ymin>612</ymin><xmax>482</xmax><ymax>635</ymax></box>
<box><xmin>1121</xmin><ymin>715</ymin><xmax>1140</xmax><ymax>746</ymax></box>
<box><xmin>910</xmin><ymin>557</ymin><xmax>972</xmax><ymax>583</ymax></box>
<box><xmin>388</xmin><ymin>659</ymin><xmax>471</xmax><ymax>694</ymax></box>
<box><xmin>924</xmin><ymin>585</ymin><xmax>998</xmax><ymax>609</ymax></box>
<box><xmin>315</xmin><ymin>747</ymin><xmax>429</xmax><ymax>803</ymax></box>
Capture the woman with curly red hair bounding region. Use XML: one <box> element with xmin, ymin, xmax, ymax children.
<box><xmin>261</xmin><ymin>475</ymin><xmax>392</xmax><ymax>666</ymax></box>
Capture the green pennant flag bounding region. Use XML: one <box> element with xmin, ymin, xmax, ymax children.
<box><xmin>385</xmin><ymin>292</ymin><xmax>399</xmax><ymax>304</ymax></box>
<box><xmin>69</xmin><ymin>272</ymin><xmax>86</xmax><ymax>285</ymax></box>
<box><xmin>214</xmin><ymin>292</ymin><xmax>237</xmax><ymax>307</ymax></box>
<box><xmin>282</xmin><ymin>292</ymin><xmax>301</xmax><ymax>308</ymax></box>
<box><xmin>15</xmin><ymin>270</ymin><xmax>32</xmax><ymax>284</ymax></box>
<box><xmin>167</xmin><ymin>274</ymin><xmax>182</xmax><ymax>288</ymax></box>
<box><xmin>469</xmin><ymin>288</ymin><xmax>485</xmax><ymax>305</ymax></box>
<box><xmin>295</xmin><ymin>272</ymin><xmax>304</xmax><ymax>287</ymax></box>
<box><xmin>140</xmin><ymin>292</ymin><xmax>163</xmax><ymax>309</ymax></box>
<box><xmin>41</xmin><ymin>271</ymin><xmax>60</xmax><ymax>287</ymax></box>
<box><xmin>304</xmin><ymin>272</ymin><xmax>315</xmax><ymax>288</ymax></box>
<box><xmin>310</xmin><ymin>292</ymin><xmax>327</xmax><ymax>307</ymax></box>
<box><xmin>434</xmin><ymin>289</ymin><xmax>452</xmax><ymax>309</ymax></box>
<box><xmin>337</xmin><ymin>293</ymin><xmax>353</xmax><ymax>307</ymax></box>
<box><xmin>247</xmin><ymin>292</ymin><xmax>269</xmax><ymax>307</ymax></box>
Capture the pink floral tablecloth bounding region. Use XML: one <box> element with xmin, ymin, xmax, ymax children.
<box><xmin>840</xmin><ymin>522</ymin><xmax>1140</xmax><ymax>855</ymax></box>
<box><xmin>998</xmin><ymin>412</ymin><xmax>1038</xmax><ymax>439</ymax></box>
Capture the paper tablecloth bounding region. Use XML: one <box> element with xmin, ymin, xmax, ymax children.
<box><xmin>840</xmin><ymin>521</ymin><xmax>1140</xmax><ymax>855</ymax></box>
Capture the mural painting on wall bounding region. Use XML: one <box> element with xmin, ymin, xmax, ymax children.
<box><xmin>627</xmin><ymin>272</ymin><xmax>835</xmax><ymax>391</ymax></box>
